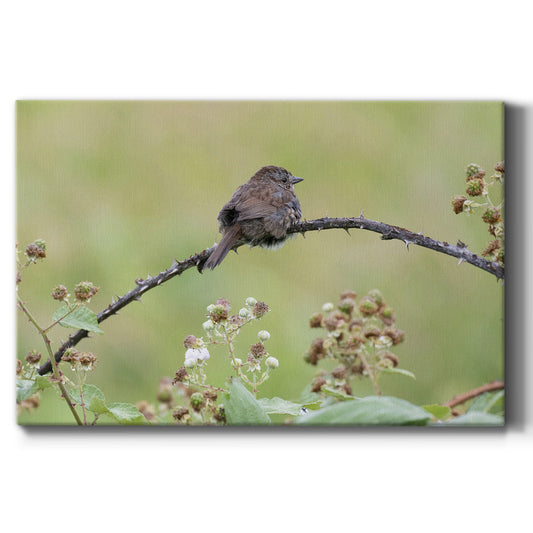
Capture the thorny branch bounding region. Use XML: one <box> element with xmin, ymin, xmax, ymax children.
<box><xmin>38</xmin><ymin>215</ymin><xmax>504</xmax><ymax>375</ymax></box>
<box><xmin>443</xmin><ymin>380</ymin><xmax>504</xmax><ymax>409</ymax></box>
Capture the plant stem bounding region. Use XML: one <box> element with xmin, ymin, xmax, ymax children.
<box><xmin>358</xmin><ymin>351</ymin><xmax>381</xmax><ymax>396</ymax></box>
<box><xmin>443</xmin><ymin>380</ymin><xmax>504</xmax><ymax>409</ymax></box>
<box><xmin>17</xmin><ymin>295</ymin><xmax>83</xmax><ymax>425</ymax></box>
<box><xmin>224</xmin><ymin>327</ymin><xmax>240</xmax><ymax>376</ymax></box>
<box><xmin>42</xmin><ymin>304</ymin><xmax>79</xmax><ymax>333</ymax></box>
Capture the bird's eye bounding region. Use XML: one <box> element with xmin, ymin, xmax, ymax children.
<box><xmin>281</xmin><ymin>177</ymin><xmax>287</xmax><ymax>183</ymax></box>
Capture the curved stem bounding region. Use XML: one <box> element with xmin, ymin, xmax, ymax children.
<box><xmin>443</xmin><ymin>380</ymin><xmax>504</xmax><ymax>409</ymax></box>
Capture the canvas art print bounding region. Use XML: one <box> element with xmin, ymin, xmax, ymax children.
<box><xmin>16</xmin><ymin>101</ymin><xmax>504</xmax><ymax>426</ymax></box>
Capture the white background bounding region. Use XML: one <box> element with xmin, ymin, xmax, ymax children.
<box><xmin>2</xmin><ymin>2</ymin><xmax>531</xmax><ymax>532</ymax></box>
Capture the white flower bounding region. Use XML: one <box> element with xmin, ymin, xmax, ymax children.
<box><xmin>265</xmin><ymin>356</ymin><xmax>279</xmax><ymax>368</ymax></box>
<box><xmin>257</xmin><ymin>330</ymin><xmax>270</xmax><ymax>342</ymax></box>
<box><xmin>245</xmin><ymin>297</ymin><xmax>257</xmax><ymax>307</ymax></box>
<box><xmin>322</xmin><ymin>302</ymin><xmax>334</xmax><ymax>313</ymax></box>
<box><xmin>239</xmin><ymin>307</ymin><xmax>250</xmax><ymax>318</ymax></box>
<box><xmin>202</xmin><ymin>319</ymin><xmax>215</xmax><ymax>332</ymax></box>
<box><xmin>185</xmin><ymin>347</ymin><xmax>210</xmax><ymax>365</ymax></box>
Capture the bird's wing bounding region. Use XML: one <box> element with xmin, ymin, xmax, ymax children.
<box><xmin>235</xmin><ymin>197</ymin><xmax>280</xmax><ymax>221</ymax></box>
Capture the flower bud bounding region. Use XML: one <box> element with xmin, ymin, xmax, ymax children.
<box><xmin>213</xmin><ymin>405</ymin><xmax>226</xmax><ymax>423</ymax></box>
<box><xmin>51</xmin><ymin>285</ymin><xmax>69</xmax><ymax>301</ymax></box>
<box><xmin>257</xmin><ymin>330</ymin><xmax>270</xmax><ymax>342</ymax></box>
<box><xmin>452</xmin><ymin>195</ymin><xmax>467</xmax><ymax>214</ymax></box>
<box><xmin>466</xmin><ymin>178</ymin><xmax>484</xmax><ymax>197</ymax></box>
<box><xmin>466</xmin><ymin>163</ymin><xmax>483</xmax><ymax>178</ymax></box>
<box><xmin>339</xmin><ymin>290</ymin><xmax>357</xmax><ymax>300</ymax></box>
<box><xmin>183</xmin><ymin>335</ymin><xmax>197</xmax><ymax>349</ymax></box>
<box><xmin>252</xmin><ymin>301</ymin><xmax>269</xmax><ymax>318</ymax></box>
<box><xmin>239</xmin><ymin>307</ymin><xmax>250</xmax><ymax>318</ymax></box>
<box><xmin>74</xmin><ymin>281</ymin><xmax>99</xmax><ymax>302</ymax></box>
<box><xmin>216</xmin><ymin>298</ymin><xmax>231</xmax><ymax>310</ymax></box>
<box><xmin>481</xmin><ymin>207</ymin><xmax>501</xmax><ymax>225</ymax></box>
<box><xmin>172</xmin><ymin>367</ymin><xmax>189</xmax><ymax>383</ymax></box>
<box><xmin>245</xmin><ymin>297</ymin><xmax>257</xmax><ymax>307</ymax></box>
<box><xmin>250</xmin><ymin>342</ymin><xmax>267</xmax><ymax>357</ymax></box>
<box><xmin>359</xmin><ymin>297</ymin><xmax>379</xmax><ymax>316</ymax></box>
<box><xmin>265</xmin><ymin>356</ymin><xmax>279</xmax><ymax>368</ymax></box>
<box><xmin>337</xmin><ymin>298</ymin><xmax>355</xmax><ymax>314</ymax></box>
<box><xmin>322</xmin><ymin>302</ymin><xmax>334</xmax><ymax>313</ymax></box>
<box><xmin>25</xmin><ymin>240</ymin><xmax>46</xmax><ymax>260</ymax></box>
<box><xmin>309</xmin><ymin>313</ymin><xmax>323</xmax><ymax>328</ymax></box>
<box><xmin>190</xmin><ymin>392</ymin><xmax>205</xmax><ymax>411</ymax></box>
<box><xmin>367</xmin><ymin>289</ymin><xmax>384</xmax><ymax>306</ymax></box>
<box><xmin>172</xmin><ymin>406</ymin><xmax>190</xmax><ymax>421</ymax></box>
<box><xmin>25</xmin><ymin>350</ymin><xmax>42</xmax><ymax>366</ymax></box>
<box><xmin>209</xmin><ymin>304</ymin><xmax>228</xmax><ymax>323</ymax></box>
<box><xmin>77</xmin><ymin>352</ymin><xmax>98</xmax><ymax>371</ymax></box>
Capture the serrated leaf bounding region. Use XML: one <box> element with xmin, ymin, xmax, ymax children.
<box><xmin>468</xmin><ymin>390</ymin><xmax>504</xmax><ymax>416</ymax></box>
<box><xmin>422</xmin><ymin>404</ymin><xmax>451</xmax><ymax>420</ymax></box>
<box><xmin>295</xmin><ymin>396</ymin><xmax>431</xmax><ymax>426</ymax></box>
<box><xmin>222</xmin><ymin>379</ymin><xmax>271</xmax><ymax>425</ymax></box>
<box><xmin>53</xmin><ymin>305</ymin><xmax>103</xmax><ymax>334</ymax></box>
<box><xmin>104</xmin><ymin>403</ymin><xmax>145</xmax><ymax>424</ymax></box>
<box><xmin>16</xmin><ymin>380</ymin><xmax>37</xmax><ymax>402</ymax></box>
<box><xmin>381</xmin><ymin>367</ymin><xmax>416</xmax><ymax>380</ymax></box>
<box><xmin>258</xmin><ymin>397</ymin><xmax>303</xmax><ymax>416</ymax></box>
<box><xmin>68</xmin><ymin>384</ymin><xmax>107</xmax><ymax>413</ymax></box>
<box><xmin>445</xmin><ymin>412</ymin><xmax>504</xmax><ymax>426</ymax></box>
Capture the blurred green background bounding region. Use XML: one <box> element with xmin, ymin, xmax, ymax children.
<box><xmin>16</xmin><ymin>101</ymin><xmax>504</xmax><ymax>424</ymax></box>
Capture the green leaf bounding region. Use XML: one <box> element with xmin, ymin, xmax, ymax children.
<box><xmin>16</xmin><ymin>379</ymin><xmax>36</xmax><ymax>402</ymax></box>
<box><xmin>222</xmin><ymin>379</ymin><xmax>271</xmax><ymax>425</ymax></box>
<box><xmin>68</xmin><ymin>384</ymin><xmax>107</xmax><ymax>414</ymax></box>
<box><xmin>295</xmin><ymin>396</ymin><xmax>431</xmax><ymax>426</ymax></box>
<box><xmin>258</xmin><ymin>397</ymin><xmax>304</xmax><ymax>416</ymax></box>
<box><xmin>53</xmin><ymin>305</ymin><xmax>103</xmax><ymax>334</ymax></box>
<box><xmin>468</xmin><ymin>390</ymin><xmax>504</xmax><ymax>416</ymax></box>
<box><xmin>445</xmin><ymin>412</ymin><xmax>504</xmax><ymax>426</ymax></box>
<box><xmin>104</xmin><ymin>403</ymin><xmax>145</xmax><ymax>425</ymax></box>
<box><xmin>422</xmin><ymin>404</ymin><xmax>452</xmax><ymax>421</ymax></box>
<box><xmin>88</xmin><ymin>396</ymin><xmax>109</xmax><ymax>415</ymax></box>
<box><xmin>381</xmin><ymin>367</ymin><xmax>416</xmax><ymax>380</ymax></box>
<box><xmin>321</xmin><ymin>386</ymin><xmax>356</xmax><ymax>401</ymax></box>
<box><xmin>299</xmin><ymin>385</ymin><xmax>323</xmax><ymax>410</ymax></box>
<box><xmin>33</xmin><ymin>375</ymin><xmax>53</xmax><ymax>391</ymax></box>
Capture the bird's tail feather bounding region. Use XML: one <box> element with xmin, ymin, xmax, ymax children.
<box><xmin>205</xmin><ymin>224</ymin><xmax>241</xmax><ymax>269</ymax></box>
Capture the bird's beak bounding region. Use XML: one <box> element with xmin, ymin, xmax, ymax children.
<box><xmin>291</xmin><ymin>176</ymin><xmax>304</xmax><ymax>184</ymax></box>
